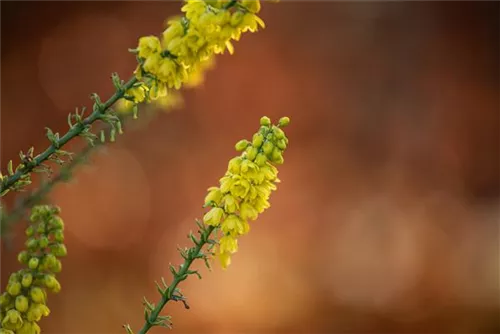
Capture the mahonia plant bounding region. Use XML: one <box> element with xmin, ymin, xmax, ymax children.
<box><xmin>124</xmin><ymin>116</ymin><xmax>290</xmax><ymax>334</ymax></box>
<box><xmin>0</xmin><ymin>205</ymin><xmax>66</xmax><ymax>334</ymax></box>
<box><xmin>0</xmin><ymin>1</ymin><xmax>287</xmax><ymax>333</ymax></box>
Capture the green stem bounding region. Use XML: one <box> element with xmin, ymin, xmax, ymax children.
<box><xmin>0</xmin><ymin>76</ymin><xmax>138</xmax><ymax>195</ymax></box>
<box><xmin>137</xmin><ymin>225</ymin><xmax>216</xmax><ymax>334</ymax></box>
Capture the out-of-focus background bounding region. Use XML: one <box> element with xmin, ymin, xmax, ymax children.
<box><xmin>1</xmin><ymin>1</ymin><xmax>499</xmax><ymax>333</ymax></box>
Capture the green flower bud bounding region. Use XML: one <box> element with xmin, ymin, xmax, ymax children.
<box><xmin>25</xmin><ymin>238</ymin><xmax>38</xmax><ymax>250</ymax></box>
<box><xmin>235</xmin><ymin>139</ymin><xmax>250</xmax><ymax>152</ymax></box>
<box><xmin>15</xmin><ymin>296</ymin><xmax>29</xmax><ymax>313</ymax></box>
<box><xmin>48</xmin><ymin>216</ymin><xmax>64</xmax><ymax>230</ymax></box>
<box><xmin>52</xmin><ymin>244</ymin><xmax>67</xmax><ymax>257</ymax></box>
<box><xmin>46</xmin><ymin>276</ymin><xmax>61</xmax><ymax>293</ymax></box>
<box><xmin>7</xmin><ymin>282</ymin><xmax>21</xmax><ymax>296</ymax></box>
<box><xmin>276</xmin><ymin>139</ymin><xmax>287</xmax><ymax>150</ymax></box>
<box><xmin>0</xmin><ymin>293</ymin><xmax>12</xmax><ymax>307</ymax></box>
<box><xmin>28</xmin><ymin>257</ymin><xmax>39</xmax><ymax>270</ymax></box>
<box><xmin>255</xmin><ymin>153</ymin><xmax>268</xmax><ymax>167</ymax></box>
<box><xmin>21</xmin><ymin>274</ymin><xmax>33</xmax><ymax>288</ymax></box>
<box><xmin>228</xmin><ymin>157</ymin><xmax>243</xmax><ymax>174</ymax></box>
<box><xmin>271</xmin><ymin>147</ymin><xmax>284</xmax><ymax>164</ymax></box>
<box><xmin>26</xmin><ymin>303</ymin><xmax>50</xmax><ymax>322</ymax></box>
<box><xmin>17</xmin><ymin>251</ymin><xmax>30</xmax><ymax>264</ymax></box>
<box><xmin>25</xmin><ymin>226</ymin><xmax>34</xmax><ymax>237</ymax></box>
<box><xmin>272</xmin><ymin>126</ymin><xmax>285</xmax><ymax>140</ymax></box>
<box><xmin>38</xmin><ymin>236</ymin><xmax>49</xmax><ymax>248</ymax></box>
<box><xmin>36</xmin><ymin>222</ymin><xmax>46</xmax><ymax>234</ymax></box>
<box><xmin>263</xmin><ymin>141</ymin><xmax>274</xmax><ymax>156</ymax></box>
<box><xmin>278</xmin><ymin>117</ymin><xmax>290</xmax><ymax>127</ymax></box>
<box><xmin>260</xmin><ymin>116</ymin><xmax>271</xmax><ymax>126</ymax></box>
<box><xmin>246</xmin><ymin>146</ymin><xmax>258</xmax><ymax>161</ymax></box>
<box><xmin>51</xmin><ymin>259</ymin><xmax>62</xmax><ymax>273</ymax></box>
<box><xmin>252</xmin><ymin>133</ymin><xmax>264</xmax><ymax>148</ymax></box>
<box><xmin>29</xmin><ymin>287</ymin><xmax>45</xmax><ymax>304</ymax></box>
<box><xmin>53</xmin><ymin>230</ymin><xmax>64</xmax><ymax>242</ymax></box>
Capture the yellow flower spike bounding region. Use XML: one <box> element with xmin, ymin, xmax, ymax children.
<box><xmin>137</xmin><ymin>36</ymin><xmax>162</xmax><ymax>59</ymax></box>
<box><xmin>203</xmin><ymin>207</ymin><xmax>225</xmax><ymax>226</ymax></box>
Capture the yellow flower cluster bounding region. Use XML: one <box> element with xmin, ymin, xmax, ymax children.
<box><xmin>0</xmin><ymin>206</ymin><xmax>66</xmax><ymax>334</ymax></box>
<box><xmin>203</xmin><ymin>116</ymin><xmax>290</xmax><ymax>268</ymax></box>
<box><xmin>133</xmin><ymin>0</ymin><xmax>265</xmax><ymax>100</ymax></box>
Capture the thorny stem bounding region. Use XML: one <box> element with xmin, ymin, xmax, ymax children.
<box><xmin>137</xmin><ymin>225</ymin><xmax>216</xmax><ymax>334</ymax></box>
<box><xmin>0</xmin><ymin>76</ymin><xmax>138</xmax><ymax>195</ymax></box>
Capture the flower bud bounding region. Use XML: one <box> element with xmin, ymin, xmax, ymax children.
<box><xmin>278</xmin><ymin>116</ymin><xmax>290</xmax><ymax>127</ymax></box>
<box><xmin>252</xmin><ymin>133</ymin><xmax>264</xmax><ymax>148</ymax></box>
<box><xmin>44</xmin><ymin>275</ymin><xmax>61</xmax><ymax>293</ymax></box>
<box><xmin>52</xmin><ymin>244</ymin><xmax>67</xmax><ymax>257</ymax></box>
<box><xmin>259</xmin><ymin>116</ymin><xmax>271</xmax><ymax>126</ymax></box>
<box><xmin>7</xmin><ymin>282</ymin><xmax>21</xmax><ymax>296</ymax></box>
<box><xmin>49</xmin><ymin>216</ymin><xmax>64</xmax><ymax>230</ymax></box>
<box><xmin>25</xmin><ymin>226</ymin><xmax>34</xmax><ymax>237</ymax></box>
<box><xmin>38</xmin><ymin>236</ymin><xmax>49</xmax><ymax>248</ymax></box>
<box><xmin>51</xmin><ymin>259</ymin><xmax>62</xmax><ymax>273</ymax></box>
<box><xmin>21</xmin><ymin>274</ymin><xmax>33</xmax><ymax>288</ymax></box>
<box><xmin>242</xmin><ymin>0</ymin><xmax>261</xmax><ymax>13</ymax></box>
<box><xmin>255</xmin><ymin>153</ymin><xmax>268</xmax><ymax>166</ymax></box>
<box><xmin>272</xmin><ymin>126</ymin><xmax>285</xmax><ymax>139</ymax></box>
<box><xmin>234</xmin><ymin>139</ymin><xmax>250</xmax><ymax>151</ymax></box>
<box><xmin>36</xmin><ymin>222</ymin><xmax>46</xmax><ymax>234</ymax></box>
<box><xmin>0</xmin><ymin>293</ymin><xmax>11</xmax><ymax>307</ymax></box>
<box><xmin>17</xmin><ymin>251</ymin><xmax>30</xmax><ymax>264</ymax></box>
<box><xmin>246</xmin><ymin>146</ymin><xmax>258</xmax><ymax>161</ymax></box>
<box><xmin>25</xmin><ymin>238</ymin><xmax>38</xmax><ymax>250</ymax></box>
<box><xmin>30</xmin><ymin>287</ymin><xmax>45</xmax><ymax>304</ymax></box>
<box><xmin>53</xmin><ymin>230</ymin><xmax>64</xmax><ymax>242</ymax></box>
<box><xmin>28</xmin><ymin>257</ymin><xmax>39</xmax><ymax>270</ymax></box>
<box><xmin>15</xmin><ymin>296</ymin><xmax>29</xmax><ymax>313</ymax></box>
<box><xmin>276</xmin><ymin>139</ymin><xmax>287</xmax><ymax>150</ymax></box>
<box><xmin>2</xmin><ymin>309</ymin><xmax>23</xmax><ymax>329</ymax></box>
<box><xmin>262</xmin><ymin>141</ymin><xmax>274</xmax><ymax>156</ymax></box>
<box><xmin>228</xmin><ymin>157</ymin><xmax>243</xmax><ymax>174</ymax></box>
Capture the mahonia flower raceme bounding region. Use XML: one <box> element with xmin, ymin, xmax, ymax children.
<box><xmin>0</xmin><ymin>206</ymin><xmax>66</xmax><ymax>334</ymax></box>
<box><xmin>202</xmin><ymin>116</ymin><xmax>290</xmax><ymax>269</ymax></box>
<box><xmin>129</xmin><ymin>0</ymin><xmax>266</xmax><ymax>106</ymax></box>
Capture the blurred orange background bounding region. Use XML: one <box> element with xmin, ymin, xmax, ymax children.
<box><xmin>1</xmin><ymin>1</ymin><xmax>499</xmax><ymax>333</ymax></box>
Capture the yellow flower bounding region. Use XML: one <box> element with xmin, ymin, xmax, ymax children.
<box><xmin>219</xmin><ymin>235</ymin><xmax>238</xmax><ymax>254</ymax></box>
<box><xmin>26</xmin><ymin>304</ymin><xmax>50</xmax><ymax>322</ymax></box>
<box><xmin>240</xmin><ymin>202</ymin><xmax>258</xmax><ymax>221</ymax></box>
<box><xmin>230</xmin><ymin>175</ymin><xmax>252</xmax><ymax>199</ymax></box>
<box><xmin>222</xmin><ymin>194</ymin><xmax>239</xmax><ymax>213</ymax></box>
<box><xmin>205</xmin><ymin>187</ymin><xmax>223</xmax><ymax>206</ymax></box>
<box><xmin>218</xmin><ymin>251</ymin><xmax>231</xmax><ymax>269</ymax></box>
<box><xmin>228</xmin><ymin>156</ymin><xmax>243</xmax><ymax>174</ymax></box>
<box><xmin>203</xmin><ymin>207</ymin><xmax>225</xmax><ymax>226</ymax></box>
<box><xmin>221</xmin><ymin>214</ymin><xmax>249</xmax><ymax>235</ymax></box>
<box><xmin>138</xmin><ymin>36</ymin><xmax>162</xmax><ymax>59</ymax></box>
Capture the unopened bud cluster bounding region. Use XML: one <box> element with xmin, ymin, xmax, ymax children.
<box><xmin>0</xmin><ymin>205</ymin><xmax>66</xmax><ymax>334</ymax></box>
<box><xmin>203</xmin><ymin>116</ymin><xmax>290</xmax><ymax>268</ymax></box>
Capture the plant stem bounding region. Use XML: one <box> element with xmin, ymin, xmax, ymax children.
<box><xmin>0</xmin><ymin>76</ymin><xmax>138</xmax><ymax>195</ymax></box>
<box><xmin>137</xmin><ymin>225</ymin><xmax>216</xmax><ymax>334</ymax></box>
